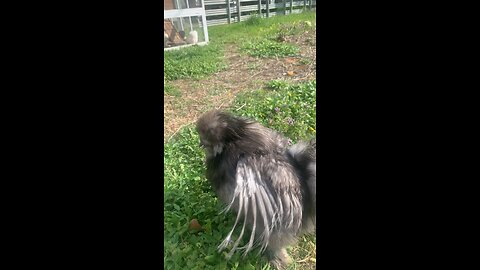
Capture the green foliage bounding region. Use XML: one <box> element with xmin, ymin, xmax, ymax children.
<box><xmin>207</xmin><ymin>11</ymin><xmax>316</xmax><ymax>45</ymax></box>
<box><xmin>244</xmin><ymin>13</ymin><xmax>263</xmax><ymax>26</ymax></box>
<box><xmin>164</xmin><ymin>81</ymin><xmax>181</xmax><ymax>97</ymax></box>
<box><xmin>278</xmin><ymin>21</ymin><xmax>315</xmax><ymax>37</ymax></box>
<box><xmin>232</xmin><ymin>80</ymin><xmax>316</xmax><ymax>142</ymax></box>
<box><xmin>164</xmin><ymin>44</ymin><xmax>227</xmax><ymax>81</ymax></box>
<box><xmin>164</xmin><ymin>80</ymin><xmax>316</xmax><ymax>269</ymax></box>
<box><xmin>268</xmin><ymin>20</ymin><xmax>315</xmax><ymax>43</ymax></box>
<box><xmin>242</xmin><ymin>39</ymin><xmax>299</xmax><ymax>58</ymax></box>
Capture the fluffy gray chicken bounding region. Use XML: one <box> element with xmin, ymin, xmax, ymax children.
<box><xmin>196</xmin><ymin>110</ymin><xmax>316</xmax><ymax>269</ymax></box>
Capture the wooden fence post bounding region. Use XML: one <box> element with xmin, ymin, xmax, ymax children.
<box><xmin>283</xmin><ymin>0</ymin><xmax>287</xmax><ymax>15</ymax></box>
<box><xmin>201</xmin><ymin>0</ymin><xmax>209</xmax><ymax>42</ymax></box>
<box><xmin>237</xmin><ymin>0</ymin><xmax>241</xmax><ymax>22</ymax></box>
<box><xmin>266</xmin><ymin>0</ymin><xmax>269</xmax><ymax>17</ymax></box>
<box><xmin>226</xmin><ymin>0</ymin><xmax>231</xmax><ymax>24</ymax></box>
<box><xmin>258</xmin><ymin>0</ymin><xmax>261</xmax><ymax>16</ymax></box>
<box><xmin>290</xmin><ymin>0</ymin><xmax>293</xmax><ymax>14</ymax></box>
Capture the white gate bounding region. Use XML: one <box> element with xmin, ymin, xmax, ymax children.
<box><xmin>164</xmin><ymin>0</ymin><xmax>209</xmax><ymax>50</ymax></box>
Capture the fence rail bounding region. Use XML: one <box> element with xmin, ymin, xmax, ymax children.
<box><xmin>204</xmin><ymin>0</ymin><xmax>316</xmax><ymax>26</ymax></box>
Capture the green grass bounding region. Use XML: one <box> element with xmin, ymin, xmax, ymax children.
<box><xmin>244</xmin><ymin>13</ymin><xmax>262</xmax><ymax>26</ymax></box>
<box><xmin>269</xmin><ymin>20</ymin><xmax>314</xmax><ymax>40</ymax></box>
<box><xmin>164</xmin><ymin>44</ymin><xmax>227</xmax><ymax>81</ymax></box>
<box><xmin>208</xmin><ymin>11</ymin><xmax>316</xmax><ymax>45</ymax></box>
<box><xmin>241</xmin><ymin>39</ymin><xmax>299</xmax><ymax>58</ymax></box>
<box><xmin>239</xmin><ymin>19</ymin><xmax>318</xmax><ymax>58</ymax></box>
<box><xmin>163</xmin><ymin>11</ymin><xmax>316</xmax><ymax>89</ymax></box>
<box><xmin>164</xmin><ymin>81</ymin><xmax>181</xmax><ymax>97</ymax></box>
<box><xmin>233</xmin><ymin>80</ymin><xmax>316</xmax><ymax>141</ymax></box>
<box><xmin>164</xmin><ymin>80</ymin><xmax>316</xmax><ymax>270</ymax></box>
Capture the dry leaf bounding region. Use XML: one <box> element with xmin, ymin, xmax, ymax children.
<box><xmin>188</xmin><ymin>219</ymin><xmax>202</xmax><ymax>231</ymax></box>
<box><xmin>285</xmin><ymin>58</ymin><xmax>296</xmax><ymax>64</ymax></box>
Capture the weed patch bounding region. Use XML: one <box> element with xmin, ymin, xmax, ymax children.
<box><xmin>244</xmin><ymin>13</ymin><xmax>263</xmax><ymax>26</ymax></box>
<box><xmin>242</xmin><ymin>39</ymin><xmax>299</xmax><ymax>58</ymax></box>
<box><xmin>164</xmin><ymin>81</ymin><xmax>181</xmax><ymax>97</ymax></box>
<box><xmin>232</xmin><ymin>80</ymin><xmax>316</xmax><ymax>141</ymax></box>
<box><xmin>164</xmin><ymin>44</ymin><xmax>227</xmax><ymax>81</ymax></box>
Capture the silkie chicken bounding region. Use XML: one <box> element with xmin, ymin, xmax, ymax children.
<box><xmin>196</xmin><ymin>110</ymin><xmax>316</xmax><ymax>269</ymax></box>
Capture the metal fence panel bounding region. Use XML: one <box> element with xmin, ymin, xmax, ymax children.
<box><xmin>203</xmin><ymin>0</ymin><xmax>316</xmax><ymax>26</ymax></box>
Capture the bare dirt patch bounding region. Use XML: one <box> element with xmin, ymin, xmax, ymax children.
<box><xmin>164</xmin><ymin>27</ymin><xmax>316</xmax><ymax>141</ymax></box>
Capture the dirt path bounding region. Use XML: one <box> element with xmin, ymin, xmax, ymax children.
<box><xmin>164</xmin><ymin>28</ymin><xmax>316</xmax><ymax>141</ymax></box>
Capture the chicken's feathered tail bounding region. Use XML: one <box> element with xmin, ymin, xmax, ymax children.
<box><xmin>287</xmin><ymin>139</ymin><xmax>316</xmax><ymax>228</ymax></box>
<box><xmin>217</xmin><ymin>155</ymin><xmax>304</xmax><ymax>258</ymax></box>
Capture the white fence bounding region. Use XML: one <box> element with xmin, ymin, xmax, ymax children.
<box><xmin>204</xmin><ymin>0</ymin><xmax>316</xmax><ymax>26</ymax></box>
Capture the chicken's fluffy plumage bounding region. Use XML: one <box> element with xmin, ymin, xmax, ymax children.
<box><xmin>196</xmin><ymin>110</ymin><xmax>316</xmax><ymax>269</ymax></box>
